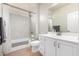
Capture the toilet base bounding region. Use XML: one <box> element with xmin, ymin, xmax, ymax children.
<box><xmin>31</xmin><ymin>45</ymin><xmax>39</xmax><ymax>52</ymax></box>
<box><xmin>31</xmin><ymin>40</ymin><xmax>40</xmax><ymax>52</ymax></box>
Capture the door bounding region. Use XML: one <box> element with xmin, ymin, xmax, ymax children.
<box><xmin>0</xmin><ymin>4</ymin><xmax>3</xmax><ymax>56</ymax></box>
<box><xmin>67</xmin><ymin>11</ymin><xmax>79</xmax><ymax>33</ymax></box>
<box><xmin>57</xmin><ymin>41</ymin><xmax>77</xmax><ymax>56</ymax></box>
<box><xmin>45</xmin><ymin>37</ymin><xmax>56</xmax><ymax>56</ymax></box>
<box><xmin>0</xmin><ymin>19</ymin><xmax>3</xmax><ymax>56</ymax></box>
<box><xmin>0</xmin><ymin>17</ymin><xmax>3</xmax><ymax>56</ymax></box>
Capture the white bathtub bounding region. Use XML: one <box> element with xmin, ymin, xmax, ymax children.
<box><xmin>10</xmin><ymin>38</ymin><xmax>30</xmax><ymax>52</ymax></box>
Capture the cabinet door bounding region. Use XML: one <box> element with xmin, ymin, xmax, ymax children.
<box><xmin>57</xmin><ymin>41</ymin><xmax>77</xmax><ymax>56</ymax></box>
<box><xmin>45</xmin><ymin>37</ymin><xmax>56</xmax><ymax>56</ymax></box>
<box><xmin>39</xmin><ymin>36</ymin><xmax>45</xmax><ymax>55</ymax></box>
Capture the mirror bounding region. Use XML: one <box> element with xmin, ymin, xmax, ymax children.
<box><xmin>48</xmin><ymin>3</ymin><xmax>79</xmax><ymax>33</ymax></box>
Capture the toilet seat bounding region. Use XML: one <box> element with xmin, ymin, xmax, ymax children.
<box><xmin>31</xmin><ymin>40</ymin><xmax>40</xmax><ymax>46</ymax></box>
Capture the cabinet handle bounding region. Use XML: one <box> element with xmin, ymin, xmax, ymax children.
<box><xmin>58</xmin><ymin>43</ymin><xmax>60</xmax><ymax>48</ymax></box>
<box><xmin>54</xmin><ymin>41</ymin><xmax>57</xmax><ymax>47</ymax></box>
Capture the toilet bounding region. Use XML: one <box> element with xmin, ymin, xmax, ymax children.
<box><xmin>31</xmin><ymin>40</ymin><xmax>40</xmax><ymax>52</ymax></box>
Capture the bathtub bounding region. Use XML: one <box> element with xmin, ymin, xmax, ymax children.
<box><xmin>10</xmin><ymin>38</ymin><xmax>30</xmax><ymax>52</ymax></box>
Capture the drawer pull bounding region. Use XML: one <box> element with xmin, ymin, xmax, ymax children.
<box><xmin>54</xmin><ymin>41</ymin><xmax>57</xmax><ymax>47</ymax></box>
<box><xmin>58</xmin><ymin>43</ymin><xmax>60</xmax><ymax>48</ymax></box>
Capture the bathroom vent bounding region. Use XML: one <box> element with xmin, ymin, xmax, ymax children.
<box><xmin>12</xmin><ymin>41</ymin><xmax>28</xmax><ymax>47</ymax></box>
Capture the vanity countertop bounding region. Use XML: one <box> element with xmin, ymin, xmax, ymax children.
<box><xmin>39</xmin><ymin>32</ymin><xmax>79</xmax><ymax>43</ymax></box>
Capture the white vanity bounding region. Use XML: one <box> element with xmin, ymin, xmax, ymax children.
<box><xmin>39</xmin><ymin>32</ymin><xmax>79</xmax><ymax>56</ymax></box>
<box><xmin>39</xmin><ymin>4</ymin><xmax>79</xmax><ymax>56</ymax></box>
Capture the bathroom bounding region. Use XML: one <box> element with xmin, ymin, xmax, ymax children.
<box><xmin>0</xmin><ymin>3</ymin><xmax>79</xmax><ymax>56</ymax></box>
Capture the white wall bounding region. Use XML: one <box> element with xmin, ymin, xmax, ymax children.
<box><xmin>51</xmin><ymin>4</ymin><xmax>79</xmax><ymax>32</ymax></box>
<box><xmin>39</xmin><ymin>4</ymin><xmax>51</xmax><ymax>34</ymax></box>
<box><xmin>31</xmin><ymin>13</ymin><xmax>38</xmax><ymax>38</ymax></box>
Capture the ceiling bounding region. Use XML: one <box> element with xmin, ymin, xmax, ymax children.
<box><xmin>49</xmin><ymin>3</ymin><xmax>69</xmax><ymax>11</ymax></box>
<box><xmin>8</xmin><ymin>3</ymin><xmax>38</xmax><ymax>12</ymax></box>
<box><xmin>8</xmin><ymin>3</ymin><xmax>68</xmax><ymax>13</ymax></box>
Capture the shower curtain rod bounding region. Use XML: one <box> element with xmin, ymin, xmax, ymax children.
<box><xmin>3</xmin><ymin>3</ymin><xmax>36</xmax><ymax>14</ymax></box>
